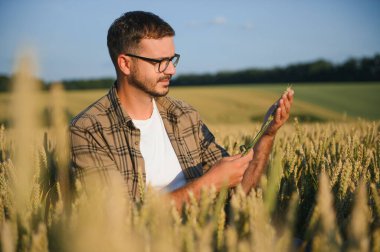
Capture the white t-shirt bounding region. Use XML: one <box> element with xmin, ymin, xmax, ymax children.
<box><xmin>132</xmin><ymin>99</ymin><xmax>186</xmax><ymax>192</ymax></box>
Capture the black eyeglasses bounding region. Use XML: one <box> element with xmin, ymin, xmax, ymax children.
<box><xmin>125</xmin><ymin>53</ymin><xmax>180</xmax><ymax>73</ymax></box>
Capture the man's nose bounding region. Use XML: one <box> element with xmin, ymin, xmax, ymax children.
<box><xmin>163</xmin><ymin>61</ymin><xmax>176</xmax><ymax>75</ymax></box>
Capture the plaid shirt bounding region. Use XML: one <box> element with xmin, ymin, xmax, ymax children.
<box><xmin>70</xmin><ymin>84</ymin><xmax>228</xmax><ymax>200</ymax></box>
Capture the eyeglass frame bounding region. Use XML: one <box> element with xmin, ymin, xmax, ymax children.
<box><xmin>124</xmin><ymin>53</ymin><xmax>180</xmax><ymax>73</ymax></box>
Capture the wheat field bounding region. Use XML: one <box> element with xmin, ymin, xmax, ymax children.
<box><xmin>0</xmin><ymin>54</ymin><xmax>379</xmax><ymax>252</ymax></box>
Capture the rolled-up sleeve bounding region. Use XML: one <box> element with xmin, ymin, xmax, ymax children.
<box><xmin>198</xmin><ymin>120</ymin><xmax>229</xmax><ymax>173</ymax></box>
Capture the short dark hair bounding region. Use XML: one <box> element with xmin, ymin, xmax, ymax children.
<box><xmin>107</xmin><ymin>11</ymin><xmax>175</xmax><ymax>67</ymax></box>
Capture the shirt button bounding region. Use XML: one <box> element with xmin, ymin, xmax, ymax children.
<box><xmin>134</xmin><ymin>141</ymin><xmax>139</xmax><ymax>146</ymax></box>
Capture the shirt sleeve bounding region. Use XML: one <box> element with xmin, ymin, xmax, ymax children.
<box><xmin>198</xmin><ymin>119</ymin><xmax>230</xmax><ymax>173</ymax></box>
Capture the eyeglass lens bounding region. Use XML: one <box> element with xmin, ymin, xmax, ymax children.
<box><xmin>158</xmin><ymin>55</ymin><xmax>179</xmax><ymax>72</ymax></box>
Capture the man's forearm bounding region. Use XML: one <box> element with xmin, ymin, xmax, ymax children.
<box><xmin>168</xmin><ymin>150</ymin><xmax>253</xmax><ymax>209</ymax></box>
<box><xmin>168</xmin><ymin>176</ymin><xmax>209</xmax><ymax>209</ymax></box>
<box><xmin>241</xmin><ymin>134</ymin><xmax>275</xmax><ymax>193</ymax></box>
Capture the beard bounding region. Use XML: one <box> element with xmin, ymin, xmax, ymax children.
<box><xmin>128</xmin><ymin>67</ymin><xmax>171</xmax><ymax>97</ymax></box>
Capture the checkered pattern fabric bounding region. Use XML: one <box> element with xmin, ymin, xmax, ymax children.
<box><xmin>70</xmin><ymin>83</ymin><xmax>228</xmax><ymax>200</ymax></box>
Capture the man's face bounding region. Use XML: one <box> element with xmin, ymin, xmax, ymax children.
<box><xmin>127</xmin><ymin>36</ymin><xmax>176</xmax><ymax>97</ymax></box>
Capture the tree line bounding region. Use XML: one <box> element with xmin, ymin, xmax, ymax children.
<box><xmin>172</xmin><ymin>53</ymin><xmax>380</xmax><ymax>86</ymax></box>
<box><xmin>0</xmin><ymin>53</ymin><xmax>379</xmax><ymax>92</ymax></box>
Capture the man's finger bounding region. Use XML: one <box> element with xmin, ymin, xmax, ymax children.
<box><xmin>235</xmin><ymin>149</ymin><xmax>253</xmax><ymax>166</ymax></box>
<box><xmin>287</xmin><ymin>89</ymin><xmax>294</xmax><ymax>105</ymax></box>
<box><xmin>283</xmin><ymin>97</ymin><xmax>291</xmax><ymax>113</ymax></box>
<box><xmin>242</xmin><ymin>148</ymin><xmax>254</xmax><ymax>160</ymax></box>
<box><xmin>275</xmin><ymin>107</ymin><xmax>282</xmax><ymax>123</ymax></box>
<box><xmin>280</xmin><ymin>109</ymin><xmax>286</xmax><ymax>121</ymax></box>
<box><xmin>225</xmin><ymin>153</ymin><xmax>243</xmax><ymax>161</ymax></box>
<box><xmin>281</xmin><ymin>101</ymin><xmax>288</xmax><ymax>118</ymax></box>
<box><xmin>276</xmin><ymin>98</ymin><xmax>284</xmax><ymax>118</ymax></box>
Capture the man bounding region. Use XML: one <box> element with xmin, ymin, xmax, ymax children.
<box><xmin>70</xmin><ymin>11</ymin><xmax>294</xmax><ymax>207</ymax></box>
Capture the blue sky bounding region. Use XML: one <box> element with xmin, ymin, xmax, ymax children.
<box><xmin>1</xmin><ymin>0</ymin><xmax>380</xmax><ymax>82</ymax></box>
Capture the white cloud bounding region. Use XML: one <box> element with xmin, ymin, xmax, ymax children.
<box><xmin>210</xmin><ymin>16</ymin><xmax>227</xmax><ymax>25</ymax></box>
<box><xmin>186</xmin><ymin>17</ymin><xmax>254</xmax><ymax>30</ymax></box>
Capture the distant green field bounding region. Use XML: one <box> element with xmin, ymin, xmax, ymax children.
<box><xmin>169</xmin><ymin>82</ymin><xmax>380</xmax><ymax>123</ymax></box>
<box><xmin>0</xmin><ymin>82</ymin><xmax>379</xmax><ymax>125</ymax></box>
<box><xmin>254</xmin><ymin>82</ymin><xmax>380</xmax><ymax>120</ymax></box>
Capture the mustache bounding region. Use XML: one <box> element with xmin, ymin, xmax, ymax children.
<box><xmin>158</xmin><ymin>75</ymin><xmax>172</xmax><ymax>82</ymax></box>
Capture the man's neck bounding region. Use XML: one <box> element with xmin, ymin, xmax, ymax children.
<box><xmin>117</xmin><ymin>80</ymin><xmax>154</xmax><ymax>120</ymax></box>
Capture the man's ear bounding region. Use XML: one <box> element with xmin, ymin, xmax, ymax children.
<box><xmin>117</xmin><ymin>54</ymin><xmax>132</xmax><ymax>75</ymax></box>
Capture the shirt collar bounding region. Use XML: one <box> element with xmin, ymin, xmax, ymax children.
<box><xmin>107</xmin><ymin>81</ymin><xmax>182</xmax><ymax>127</ymax></box>
<box><xmin>155</xmin><ymin>97</ymin><xmax>182</xmax><ymax>124</ymax></box>
<box><xmin>107</xmin><ymin>82</ymin><xmax>133</xmax><ymax>127</ymax></box>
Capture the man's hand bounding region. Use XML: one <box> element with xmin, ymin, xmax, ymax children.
<box><xmin>204</xmin><ymin>149</ymin><xmax>253</xmax><ymax>190</ymax></box>
<box><xmin>202</xmin><ymin>149</ymin><xmax>254</xmax><ymax>191</ymax></box>
<box><xmin>168</xmin><ymin>149</ymin><xmax>253</xmax><ymax>209</ymax></box>
<box><xmin>265</xmin><ymin>88</ymin><xmax>294</xmax><ymax>137</ymax></box>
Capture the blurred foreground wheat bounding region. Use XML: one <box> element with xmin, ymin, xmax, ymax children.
<box><xmin>0</xmin><ymin>53</ymin><xmax>379</xmax><ymax>252</ymax></box>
